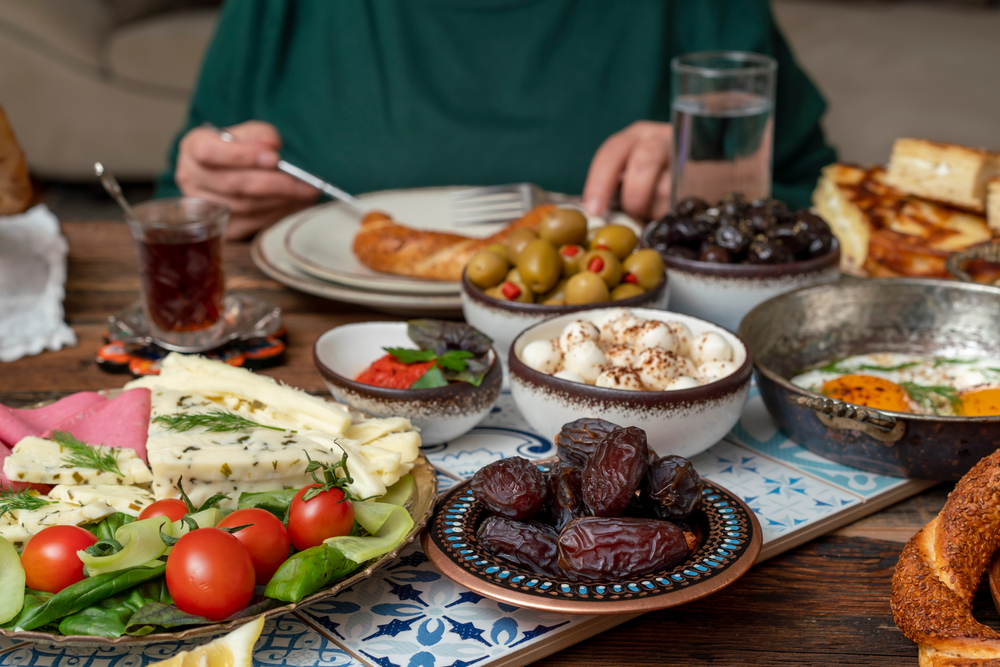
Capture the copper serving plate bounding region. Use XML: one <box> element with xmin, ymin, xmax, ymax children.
<box><xmin>422</xmin><ymin>459</ymin><xmax>761</xmax><ymax>615</ymax></box>
<box><xmin>1</xmin><ymin>393</ymin><xmax>438</xmax><ymax>646</ymax></box>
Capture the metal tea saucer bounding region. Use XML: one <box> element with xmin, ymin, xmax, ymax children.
<box><xmin>107</xmin><ymin>292</ymin><xmax>282</xmax><ymax>353</ymax></box>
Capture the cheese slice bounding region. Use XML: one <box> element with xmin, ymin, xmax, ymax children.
<box><xmin>344</xmin><ymin>418</ymin><xmax>412</xmax><ymax>445</ymax></box>
<box><xmin>12</xmin><ymin>500</ymin><xmax>115</xmax><ymax>536</ymax></box>
<box><xmin>3</xmin><ymin>436</ymin><xmax>153</xmax><ymax>487</ymax></box>
<box><xmin>0</xmin><ymin>512</ymin><xmax>30</xmax><ymax>549</ymax></box>
<box><xmin>49</xmin><ymin>485</ymin><xmax>155</xmax><ymax>517</ymax></box>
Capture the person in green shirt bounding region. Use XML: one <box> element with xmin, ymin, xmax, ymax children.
<box><xmin>158</xmin><ymin>0</ymin><xmax>835</xmax><ymax>240</ymax></box>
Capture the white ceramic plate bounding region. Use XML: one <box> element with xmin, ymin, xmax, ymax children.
<box><xmin>284</xmin><ymin>187</ymin><xmax>509</xmax><ymax>295</ymax></box>
<box><xmin>251</xmin><ymin>213</ymin><xmax>463</xmax><ymax>317</ymax></box>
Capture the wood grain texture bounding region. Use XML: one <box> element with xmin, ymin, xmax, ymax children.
<box><xmin>0</xmin><ymin>217</ymin><xmax>970</xmax><ymax>667</ymax></box>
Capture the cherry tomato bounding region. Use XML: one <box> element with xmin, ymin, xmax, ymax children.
<box><xmin>21</xmin><ymin>525</ymin><xmax>97</xmax><ymax>593</ymax></box>
<box><xmin>287</xmin><ymin>485</ymin><xmax>355</xmax><ymax>551</ymax></box>
<box><xmin>218</xmin><ymin>508</ymin><xmax>290</xmax><ymax>585</ymax></box>
<box><xmin>166</xmin><ymin>528</ymin><xmax>255</xmax><ymax>621</ymax></box>
<box><xmin>138</xmin><ymin>498</ymin><xmax>188</xmax><ymax>523</ymax></box>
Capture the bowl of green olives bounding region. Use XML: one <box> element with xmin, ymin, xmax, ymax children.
<box><xmin>461</xmin><ymin>207</ymin><xmax>669</xmax><ymax>371</ymax></box>
<box><xmin>642</xmin><ymin>193</ymin><xmax>840</xmax><ymax>332</ymax></box>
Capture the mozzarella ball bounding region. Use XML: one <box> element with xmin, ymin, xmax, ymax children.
<box><xmin>553</xmin><ymin>370</ymin><xmax>585</xmax><ymax>384</ymax></box>
<box><xmin>592</xmin><ymin>308</ymin><xmax>631</xmax><ymax>333</ymax></box>
<box><xmin>605</xmin><ymin>344</ymin><xmax>637</xmax><ymax>368</ymax></box>
<box><xmin>698</xmin><ymin>360</ymin><xmax>739</xmax><ymax>384</ymax></box>
<box><xmin>664</xmin><ymin>322</ymin><xmax>693</xmax><ymax>357</ymax></box>
<box><xmin>634</xmin><ymin>348</ymin><xmax>687</xmax><ymax>390</ymax></box>
<box><xmin>521</xmin><ymin>340</ymin><xmax>562</xmax><ymax>374</ymax></box>
<box><xmin>558</xmin><ymin>319</ymin><xmax>600</xmax><ymax>352</ymax></box>
<box><xmin>563</xmin><ymin>340</ymin><xmax>607</xmax><ymax>384</ymax></box>
<box><xmin>691</xmin><ymin>331</ymin><xmax>734</xmax><ymax>365</ymax></box>
<box><xmin>627</xmin><ymin>320</ymin><xmax>679</xmax><ymax>354</ymax></box>
<box><xmin>663</xmin><ymin>376</ymin><xmax>700</xmax><ymax>391</ymax></box>
<box><xmin>595</xmin><ymin>367</ymin><xmax>644</xmax><ymax>391</ymax></box>
<box><xmin>607</xmin><ymin>314</ymin><xmax>645</xmax><ymax>346</ymax></box>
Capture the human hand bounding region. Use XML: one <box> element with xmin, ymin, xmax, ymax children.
<box><xmin>583</xmin><ymin>121</ymin><xmax>673</xmax><ymax>221</ymax></box>
<box><xmin>175</xmin><ymin>121</ymin><xmax>320</xmax><ymax>240</ymax></box>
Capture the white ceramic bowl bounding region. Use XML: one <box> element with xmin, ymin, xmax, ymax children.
<box><xmin>641</xmin><ymin>226</ymin><xmax>840</xmax><ymax>332</ymax></box>
<box><xmin>461</xmin><ymin>271</ymin><xmax>669</xmax><ymax>373</ymax></box>
<box><xmin>313</xmin><ymin>322</ymin><xmax>502</xmax><ymax>445</ymax></box>
<box><xmin>508</xmin><ymin>308</ymin><xmax>752</xmax><ymax>458</ymax></box>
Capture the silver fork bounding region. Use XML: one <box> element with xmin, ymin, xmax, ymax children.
<box><xmin>451</xmin><ymin>183</ymin><xmax>577</xmax><ymax>227</ymax></box>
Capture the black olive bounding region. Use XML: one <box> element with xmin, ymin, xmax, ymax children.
<box><xmin>794</xmin><ymin>211</ymin><xmax>832</xmax><ymax>236</ymax></box>
<box><xmin>665</xmin><ymin>245</ymin><xmax>699</xmax><ymax>261</ymax></box>
<box><xmin>667</xmin><ymin>216</ymin><xmax>713</xmax><ymax>248</ymax></box>
<box><xmin>699</xmin><ymin>244</ymin><xmax>731</xmax><ymax>264</ymax></box>
<box><xmin>714</xmin><ymin>223</ymin><xmax>751</xmax><ymax>257</ymax></box>
<box><xmin>674</xmin><ymin>197</ymin><xmax>710</xmax><ymax>218</ymax></box>
<box><xmin>747</xmin><ymin>238</ymin><xmax>791</xmax><ymax>264</ymax></box>
<box><xmin>800</xmin><ymin>234</ymin><xmax>833</xmax><ymax>259</ymax></box>
<box><xmin>768</xmin><ymin>222</ymin><xmax>807</xmax><ymax>255</ymax></box>
<box><xmin>746</xmin><ymin>206</ymin><xmax>775</xmax><ymax>234</ymax></box>
<box><xmin>718</xmin><ymin>192</ymin><xmax>748</xmax><ymax>217</ymax></box>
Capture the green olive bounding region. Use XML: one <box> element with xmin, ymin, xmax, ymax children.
<box><xmin>484</xmin><ymin>286</ymin><xmax>504</xmax><ymax>299</ymax></box>
<box><xmin>558</xmin><ymin>244</ymin><xmax>585</xmax><ymax>277</ymax></box>
<box><xmin>540</xmin><ymin>278</ymin><xmax>568</xmax><ymax>305</ymax></box>
<box><xmin>590</xmin><ymin>225</ymin><xmax>637</xmax><ymax>260</ymax></box>
<box><xmin>565</xmin><ymin>271</ymin><xmax>610</xmax><ymax>305</ymax></box>
<box><xmin>466</xmin><ymin>250</ymin><xmax>509</xmax><ymax>289</ymax></box>
<box><xmin>507</xmin><ymin>229</ymin><xmax>539</xmax><ymax>265</ymax></box>
<box><xmin>515</xmin><ymin>239</ymin><xmax>561</xmax><ymax>294</ymax></box>
<box><xmin>622</xmin><ymin>249</ymin><xmax>665</xmax><ymax>290</ymax></box>
<box><xmin>496</xmin><ymin>279</ymin><xmax>534</xmax><ymax>303</ymax></box>
<box><xmin>580</xmin><ymin>249</ymin><xmax>623</xmax><ymax>288</ymax></box>
<box><xmin>486</xmin><ymin>243</ymin><xmax>509</xmax><ymax>263</ymax></box>
<box><xmin>611</xmin><ymin>283</ymin><xmax>645</xmax><ymax>300</ymax></box>
<box><xmin>505</xmin><ymin>267</ymin><xmax>523</xmax><ymax>283</ymax></box>
<box><xmin>538</xmin><ymin>208</ymin><xmax>589</xmax><ymax>247</ymax></box>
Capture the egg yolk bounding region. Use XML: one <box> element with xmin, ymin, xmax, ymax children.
<box><xmin>821</xmin><ymin>375</ymin><xmax>912</xmax><ymax>413</ymax></box>
<box><xmin>958</xmin><ymin>387</ymin><xmax>1000</xmax><ymax>416</ymax></box>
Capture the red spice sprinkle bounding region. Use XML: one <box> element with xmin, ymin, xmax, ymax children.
<box><xmin>588</xmin><ymin>257</ymin><xmax>605</xmax><ymax>273</ymax></box>
<box><xmin>560</xmin><ymin>245</ymin><xmax>580</xmax><ymax>257</ymax></box>
<box><xmin>501</xmin><ymin>281</ymin><xmax>522</xmax><ymax>300</ymax></box>
<box><xmin>623</xmin><ymin>273</ymin><xmax>638</xmax><ymax>284</ymax></box>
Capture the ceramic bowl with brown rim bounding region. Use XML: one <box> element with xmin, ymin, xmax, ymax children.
<box><xmin>508</xmin><ymin>308</ymin><xmax>752</xmax><ymax>458</ymax></box>
<box><xmin>640</xmin><ymin>225</ymin><xmax>839</xmax><ymax>333</ymax></box>
<box><xmin>314</xmin><ymin>322</ymin><xmax>502</xmax><ymax>445</ymax></box>
<box><xmin>460</xmin><ymin>270</ymin><xmax>669</xmax><ymax>373</ymax></box>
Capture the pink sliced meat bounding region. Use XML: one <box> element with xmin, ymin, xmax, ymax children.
<box><xmin>43</xmin><ymin>388</ymin><xmax>152</xmax><ymax>463</ymax></box>
<box><xmin>0</xmin><ymin>392</ymin><xmax>107</xmax><ymax>448</ymax></box>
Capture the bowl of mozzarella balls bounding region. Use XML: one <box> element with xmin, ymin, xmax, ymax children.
<box><xmin>508</xmin><ymin>307</ymin><xmax>752</xmax><ymax>458</ymax></box>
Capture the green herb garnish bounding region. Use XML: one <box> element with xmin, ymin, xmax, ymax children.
<box><xmin>0</xmin><ymin>484</ymin><xmax>54</xmax><ymax>518</ymax></box>
<box><xmin>301</xmin><ymin>451</ymin><xmax>357</xmax><ymax>502</ymax></box>
<box><xmin>900</xmin><ymin>382</ymin><xmax>962</xmax><ymax>415</ymax></box>
<box><xmin>816</xmin><ymin>360</ymin><xmax>921</xmax><ymax>374</ymax></box>
<box><xmin>384</xmin><ymin>347</ymin><xmax>478</xmax><ymax>388</ymax></box>
<box><xmin>933</xmin><ymin>357</ymin><xmax>977</xmax><ymax>367</ymax></box>
<box><xmin>152</xmin><ymin>409</ymin><xmax>296</xmax><ymax>434</ymax></box>
<box><xmin>50</xmin><ymin>431</ymin><xmax>124</xmax><ymax>477</ymax></box>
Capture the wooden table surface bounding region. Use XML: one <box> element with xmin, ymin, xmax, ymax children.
<box><xmin>3</xmin><ymin>220</ymin><xmax>994</xmax><ymax>667</ymax></box>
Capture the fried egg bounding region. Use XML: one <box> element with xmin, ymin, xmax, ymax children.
<box><xmin>792</xmin><ymin>353</ymin><xmax>1000</xmax><ymax>417</ymax></box>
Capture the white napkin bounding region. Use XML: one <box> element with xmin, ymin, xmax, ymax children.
<box><xmin>0</xmin><ymin>204</ymin><xmax>77</xmax><ymax>362</ymax></box>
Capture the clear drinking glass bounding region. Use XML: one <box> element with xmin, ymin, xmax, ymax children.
<box><xmin>126</xmin><ymin>198</ymin><xmax>229</xmax><ymax>351</ymax></box>
<box><xmin>670</xmin><ymin>51</ymin><xmax>777</xmax><ymax>208</ymax></box>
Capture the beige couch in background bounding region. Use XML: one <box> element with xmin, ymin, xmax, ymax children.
<box><xmin>0</xmin><ymin>0</ymin><xmax>218</xmax><ymax>180</ymax></box>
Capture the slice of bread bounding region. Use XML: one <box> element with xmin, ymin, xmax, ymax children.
<box><xmin>884</xmin><ymin>138</ymin><xmax>999</xmax><ymax>213</ymax></box>
<box><xmin>988</xmin><ymin>178</ymin><xmax>1000</xmax><ymax>232</ymax></box>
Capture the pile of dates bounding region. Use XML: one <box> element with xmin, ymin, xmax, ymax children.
<box><xmin>470</xmin><ymin>418</ymin><xmax>704</xmax><ymax>581</ymax></box>
<box><xmin>645</xmin><ymin>192</ymin><xmax>836</xmax><ymax>265</ymax></box>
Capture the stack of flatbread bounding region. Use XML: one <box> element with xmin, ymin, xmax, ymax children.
<box><xmin>813</xmin><ymin>139</ymin><xmax>1000</xmax><ymax>278</ymax></box>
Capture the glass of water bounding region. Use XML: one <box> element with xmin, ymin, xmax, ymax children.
<box><xmin>670</xmin><ymin>51</ymin><xmax>777</xmax><ymax>208</ymax></box>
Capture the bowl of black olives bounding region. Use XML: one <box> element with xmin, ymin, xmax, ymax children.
<box><xmin>642</xmin><ymin>193</ymin><xmax>841</xmax><ymax>332</ymax></box>
<box><xmin>462</xmin><ymin>207</ymin><xmax>669</xmax><ymax>371</ymax></box>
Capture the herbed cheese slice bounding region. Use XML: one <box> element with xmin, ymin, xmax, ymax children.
<box><xmin>0</xmin><ymin>513</ymin><xmax>31</xmax><ymax>549</ymax></box>
<box><xmin>3</xmin><ymin>436</ymin><xmax>153</xmax><ymax>487</ymax></box>
<box><xmin>49</xmin><ymin>485</ymin><xmax>155</xmax><ymax>517</ymax></box>
<box><xmin>12</xmin><ymin>500</ymin><xmax>115</xmax><ymax>535</ymax></box>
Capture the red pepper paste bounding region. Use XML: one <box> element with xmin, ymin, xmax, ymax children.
<box><xmin>355</xmin><ymin>354</ymin><xmax>436</xmax><ymax>389</ymax></box>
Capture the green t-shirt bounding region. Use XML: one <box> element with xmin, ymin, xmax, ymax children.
<box><xmin>156</xmin><ymin>0</ymin><xmax>835</xmax><ymax>210</ymax></box>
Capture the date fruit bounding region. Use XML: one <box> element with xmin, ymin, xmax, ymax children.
<box><xmin>470</xmin><ymin>457</ymin><xmax>547</xmax><ymax>520</ymax></box>
<box><xmin>557</xmin><ymin>516</ymin><xmax>690</xmax><ymax>580</ymax></box>
<box><xmin>555</xmin><ymin>418</ymin><xmax>621</xmax><ymax>470</ymax></box>
<box><xmin>643</xmin><ymin>455</ymin><xmax>704</xmax><ymax>520</ymax></box>
<box><xmin>545</xmin><ymin>461</ymin><xmax>588</xmax><ymax>531</ymax></box>
<box><xmin>582</xmin><ymin>426</ymin><xmax>649</xmax><ymax>517</ymax></box>
<box><xmin>477</xmin><ymin>516</ymin><xmax>560</xmax><ymax>576</ymax></box>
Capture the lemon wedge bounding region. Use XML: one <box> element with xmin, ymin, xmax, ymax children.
<box><xmin>149</xmin><ymin>617</ymin><xmax>264</xmax><ymax>667</ymax></box>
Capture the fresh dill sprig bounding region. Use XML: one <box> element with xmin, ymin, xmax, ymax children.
<box><xmin>900</xmin><ymin>382</ymin><xmax>962</xmax><ymax>415</ymax></box>
<box><xmin>816</xmin><ymin>360</ymin><xmax>920</xmax><ymax>375</ymax></box>
<box><xmin>0</xmin><ymin>484</ymin><xmax>55</xmax><ymax>518</ymax></box>
<box><xmin>152</xmin><ymin>409</ymin><xmax>295</xmax><ymax>434</ymax></box>
<box><xmin>932</xmin><ymin>357</ymin><xmax>977</xmax><ymax>367</ymax></box>
<box><xmin>50</xmin><ymin>431</ymin><xmax>124</xmax><ymax>477</ymax></box>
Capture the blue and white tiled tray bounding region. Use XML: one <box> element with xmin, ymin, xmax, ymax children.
<box><xmin>0</xmin><ymin>387</ymin><xmax>930</xmax><ymax>667</ymax></box>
